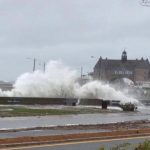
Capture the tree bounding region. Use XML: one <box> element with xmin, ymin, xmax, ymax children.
<box><xmin>140</xmin><ymin>0</ymin><xmax>150</xmax><ymax>7</ymax></box>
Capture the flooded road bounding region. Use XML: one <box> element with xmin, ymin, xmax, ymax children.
<box><xmin>0</xmin><ymin>106</ymin><xmax>150</xmax><ymax>130</ymax></box>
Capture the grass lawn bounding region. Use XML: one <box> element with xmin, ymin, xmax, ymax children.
<box><xmin>98</xmin><ymin>141</ymin><xmax>150</xmax><ymax>150</ymax></box>
<box><xmin>0</xmin><ymin>106</ymin><xmax>108</xmax><ymax>117</ymax></box>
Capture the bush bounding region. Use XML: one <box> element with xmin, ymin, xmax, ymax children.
<box><xmin>98</xmin><ymin>147</ymin><xmax>105</xmax><ymax>150</ymax></box>
<box><xmin>135</xmin><ymin>141</ymin><xmax>150</xmax><ymax>150</ymax></box>
<box><xmin>120</xmin><ymin>102</ymin><xmax>137</xmax><ymax>111</ymax></box>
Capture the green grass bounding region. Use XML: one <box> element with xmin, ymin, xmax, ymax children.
<box><xmin>0</xmin><ymin>107</ymin><xmax>79</xmax><ymax>117</ymax></box>
<box><xmin>135</xmin><ymin>141</ymin><xmax>150</xmax><ymax>150</ymax></box>
<box><xmin>110</xmin><ymin>143</ymin><xmax>132</xmax><ymax>150</ymax></box>
<box><xmin>98</xmin><ymin>141</ymin><xmax>150</xmax><ymax>150</ymax></box>
<box><xmin>0</xmin><ymin>106</ymin><xmax>106</xmax><ymax>117</ymax></box>
<box><xmin>0</xmin><ymin>105</ymin><xmax>121</xmax><ymax>117</ymax></box>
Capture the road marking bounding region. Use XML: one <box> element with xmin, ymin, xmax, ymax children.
<box><xmin>2</xmin><ymin>135</ymin><xmax>150</xmax><ymax>150</ymax></box>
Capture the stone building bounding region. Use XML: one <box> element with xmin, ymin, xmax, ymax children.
<box><xmin>93</xmin><ymin>51</ymin><xmax>150</xmax><ymax>84</ymax></box>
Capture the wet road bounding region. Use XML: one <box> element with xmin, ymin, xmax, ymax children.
<box><xmin>0</xmin><ymin>128</ymin><xmax>109</xmax><ymax>139</ymax></box>
<box><xmin>0</xmin><ymin>106</ymin><xmax>150</xmax><ymax>130</ymax></box>
<box><xmin>0</xmin><ymin>106</ymin><xmax>149</xmax><ymax>131</ymax></box>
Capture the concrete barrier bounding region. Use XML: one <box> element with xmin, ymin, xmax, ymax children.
<box><xmin>0</xmin><ymin>97</ymin><xmax>66</xmax><ymax>105</ymax></box>
<box><xmin>79</xmin><ymin>98</ymin><xmax>102</xmax><ymax>106</ymax></box>
<box><xmin>0</xmin><ymin>97</ymin><xmax>120</xmax><ymax>109</ymax></box>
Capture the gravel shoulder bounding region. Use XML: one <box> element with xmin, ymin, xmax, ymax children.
<box><xmin>0</xmin><ymin>120</ymin><xmax>150</xmax><ymax>148</ymax></box>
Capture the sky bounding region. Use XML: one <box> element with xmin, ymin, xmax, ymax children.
<box><xmin>0</xmin><ymin>0</ymin><xmax>150</xmax><ymax>81</ymax></box>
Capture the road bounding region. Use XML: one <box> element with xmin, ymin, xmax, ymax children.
<box><xmin>3</xmin><ymin>136</ymin><xmax>150</xmax><ymax>150</ymax></box>
<box><xmin>0</xmin><ymin>128</ymin><xmax>109</xmax><ymax>138</ymax></box>
<box><xmin>0</xmin><ymin>110</ymin><xmax>150</xmax><ymax>130</ymax></box>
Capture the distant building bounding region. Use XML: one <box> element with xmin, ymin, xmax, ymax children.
<box><xmin>93</xmin><ymin>51</ymin><xmax>150</xmax><ymax>84</ymax></box>
<box><xmin>0</xmin><ymin>81</ymin><xmax>13</xmax><ymax>91</ymax></box>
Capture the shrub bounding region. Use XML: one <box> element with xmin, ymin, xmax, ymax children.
<box><xmin>120</xmin><ymin>102</ymin><xmax>137</xmax><ymax>111</ymax></box>
<box><xmin>135</xmin><ymin>141</ymin><xmax>150</xmax><ymax>150</ymax></box>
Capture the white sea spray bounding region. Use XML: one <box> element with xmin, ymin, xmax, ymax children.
<box><xmin>0</xmin><ymin>60</ymin><xmax>138</xmax><ymax>104</ymax></box>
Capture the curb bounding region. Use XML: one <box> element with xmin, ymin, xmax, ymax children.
<box><xmin>1</xmin><ymin>129</ymin><xmax>150</xmax><ymax>148</ymax></box>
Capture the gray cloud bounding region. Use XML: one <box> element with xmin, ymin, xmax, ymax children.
<box><xmin>0</xmin><ymin>0</ymin><xmax>150</xmax><ymax>80</ymax></box>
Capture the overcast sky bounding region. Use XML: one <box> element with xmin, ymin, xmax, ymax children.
<box><xmin>0</xmin><ymin>0</ymin><xmax>150</xmax><ymax>81</ymax></box>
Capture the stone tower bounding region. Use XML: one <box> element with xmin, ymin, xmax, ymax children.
<box><xmin>121</xmin><ymin>50</ymin><xmax>127</xmax><ymax>62</ymax></box>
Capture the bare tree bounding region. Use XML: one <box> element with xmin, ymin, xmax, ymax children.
<box><xmin>140</xmin><ymin>0</ymin><xmax>150</xmax><ymax>7</ymax></box>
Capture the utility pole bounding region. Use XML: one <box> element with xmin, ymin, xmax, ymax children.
<box><xmin>81</xmin><ymin>66</ymin><xmax>83</xmax><ymax>79</ymax></box>
<box><xmin>43</xmin><ymin>62</ymin><xmax>46</xmax><ymax>72</ymax></box>
<box><xmin>27</xmin><ymin>57</ymin><xmax>45</xmax><ymax>72</ymax></box>
<box><xmin>33</xmin><ymin>58</ymin><xmax>36</xmax><ymax>72</ymax></box>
